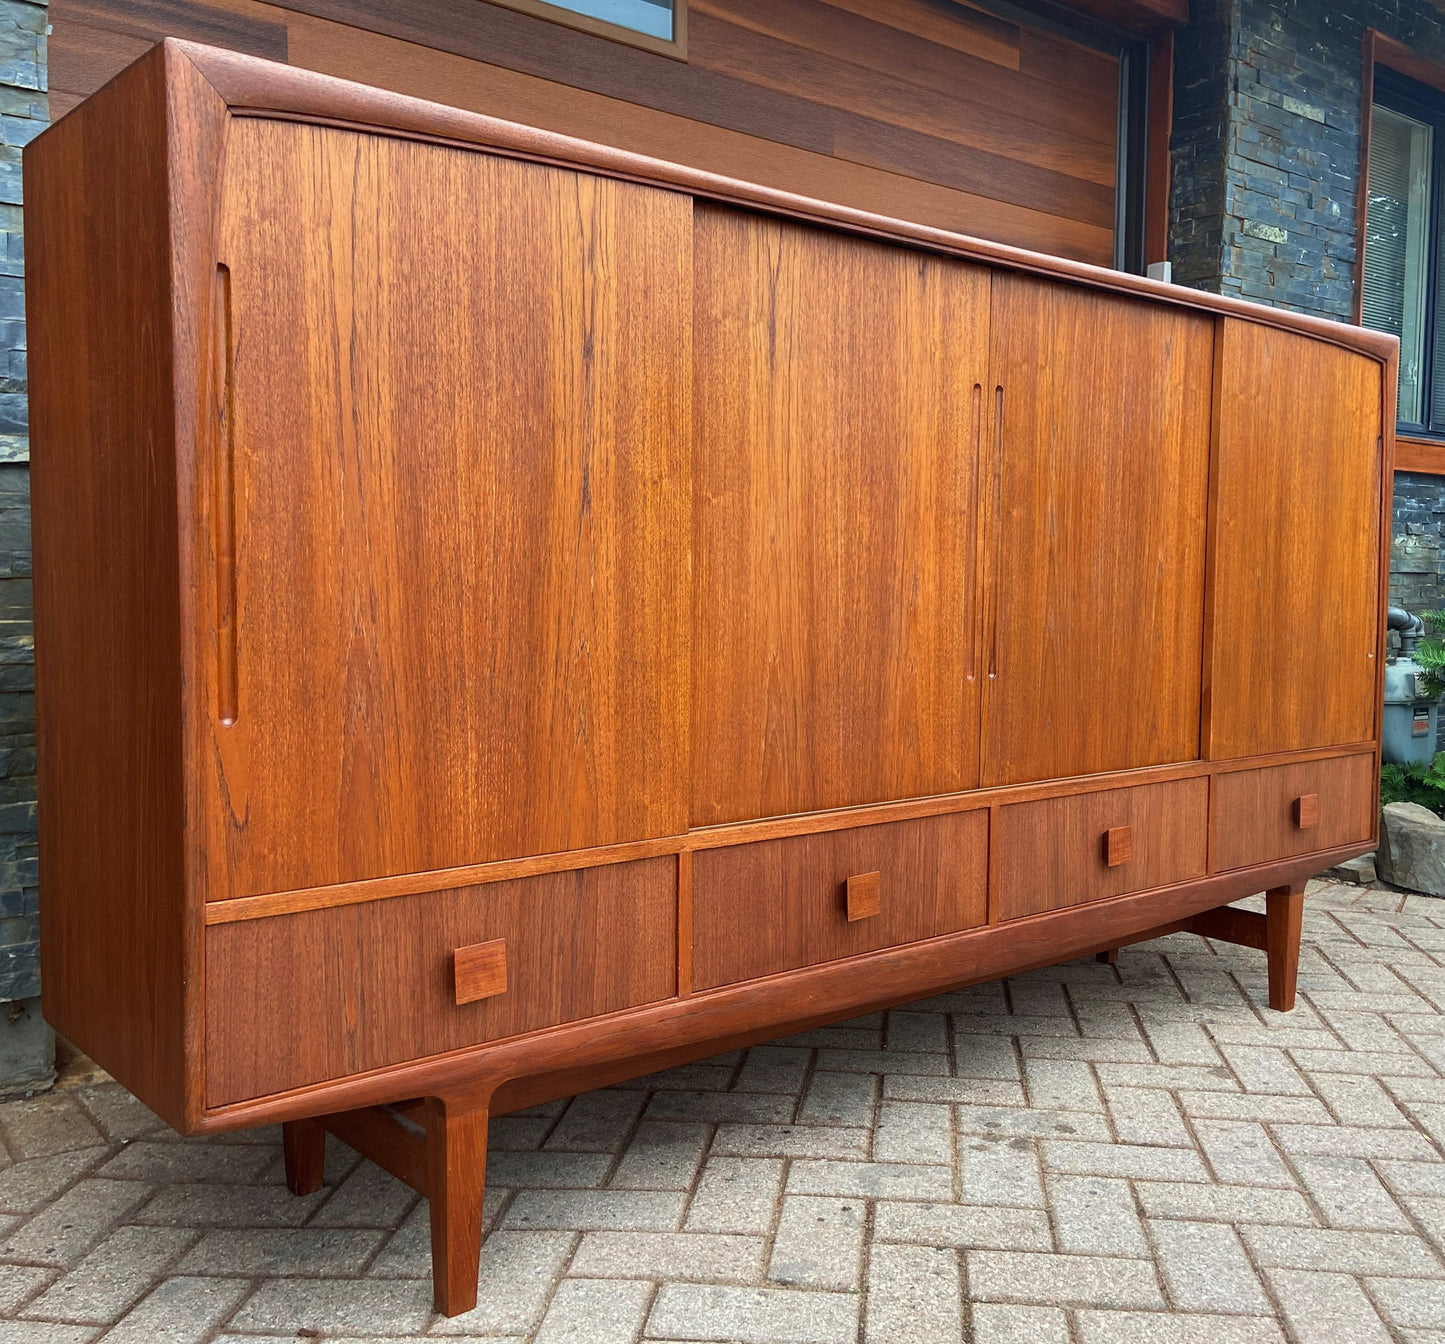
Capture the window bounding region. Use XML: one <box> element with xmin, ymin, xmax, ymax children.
<box><xmin>492</xmin><ymin>0</ymin><xmax>683</xmax><ymax>56</ymax></box>
<box><xmin>1364</xmin><ymin>70</ymin><xmax>1445</xmax><ymax>432</ymax></box>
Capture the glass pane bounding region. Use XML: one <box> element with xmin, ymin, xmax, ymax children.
<box><xmin>1363</xmin><ymin>104</ymin><xmax>1432</xmax><ymax>425</ymax></box>
<box><xmin>1432</xmin><ymin>196</ymin><xmax>1445</xmax><ymax>431</ymax></box>
<box><xmin>545</xmin><ymin>0</ymin><xmax>672</xmax><ymax>39</ymax></box>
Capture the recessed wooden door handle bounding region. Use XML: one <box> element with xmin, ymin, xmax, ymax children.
<box><xmin>1294</xmin><ymin>794</ymin><xmax>1319</xmax><ymax>830</ymax></box>
<box><xmin>454</xmin><ymin>939</ymin><xmax>507</xmax><ymax>1005</ymax></box>
<box><xmin>846</xmin><ymin>871</ymin><xmax>881</xmax><ymax>922</ymax></box>
<box><xmin>1104</xmin><ymin>826</ymin><xmax>1132</xmax><ymax>867</ymax></box>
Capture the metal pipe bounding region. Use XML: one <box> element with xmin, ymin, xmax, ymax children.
<box><xmin>1390</xmin><ymin>606</ymin><xmax>1425</xmax><ymax>655</ymax></box>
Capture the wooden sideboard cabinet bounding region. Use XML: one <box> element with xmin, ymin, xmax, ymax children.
<box><xmin>25</xmin><ymin>40</ymin><xmax>1396</xmax><ymax>1317</ymax></box>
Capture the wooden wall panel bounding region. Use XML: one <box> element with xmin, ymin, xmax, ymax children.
<box><xmin>1204</xmin><ymin>321</ymin><xmax>1383</xmax><ymax>759</ymax></box>
<box><xmin>982</xmin><ymin>276</ymin><xmax>1214</xmax><ymax>786</ymax></box>
<box><xmin>50</xmin><ymin>0</ymin><xmax>1120</xmax><ymax>264</ymax></box>
<box><xmin>691</xmin><ymin>206</ymin><xmax>988</xmax><ymax>825</ymax></box>
<box><xmin>206</xmin><ymin>857</ymin><xmax>678</xmax><ymax>1105</ymax></box>
<box><xmin>206</xmin><ymin>120</ymin><xmax>690</xmax><ymax>899</ymax></box>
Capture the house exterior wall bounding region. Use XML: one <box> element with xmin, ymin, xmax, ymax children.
<box><xmin>47</xmin><ymin>0</ymin><xmax>1128</xmax><ymax>267</ymax></box>
<box><xmin>1170</xmin><ymin>0</ymin><xmax>1445</xmax><ymax>616</ymax></box>
<box><xmin>0</xmin><ymin>0</ymin><xmax>43</xmax><ymax>1096</ymax></box>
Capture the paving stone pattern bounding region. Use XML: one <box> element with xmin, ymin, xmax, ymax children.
<box><xmin>1</xmin><ymin>879</ymin><xmax>1445</xmax><ymax>1341</ymax></box>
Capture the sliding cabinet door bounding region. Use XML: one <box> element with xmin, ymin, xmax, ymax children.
<box><xmin>1204</xmin><ymin>320</ymin><xmax>1383</xmax><ymax>759</ymax></box>
<box><xmin>692</xmin><ymin>207</ymin><xmax>989</xmax><ymax>825</ymax></box>
<box><xmin>981</xmin><ymin>274</ymin><xmax>1213</xmax><ymax>786</ymax></box>
<box><xmin>204</xmin><ymin>120</ymin><xmax>691</xmax><ymax>900</ymax></box>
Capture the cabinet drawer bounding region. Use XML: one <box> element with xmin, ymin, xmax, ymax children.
<box><xmin>997</xmin><ymin>778</ymin><xmax>1208</xmax><ymax>920</ymax></box>
<box><xmin>1211</xmin><ymin>753</ymin><xmax>1375</xmax><ymax>872</ymax></box>
<box><xmin>692</xmin><ymin>812</ymin><xmax>988</xmax><ymax>991</ymax></box>
<box><xmin>205</xmin><ymin>858</ymin><xmax>677</xmax><ymax>1107</ymax></box>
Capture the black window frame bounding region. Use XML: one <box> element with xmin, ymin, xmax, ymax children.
<box><xmin>1368</xmin><ymin>66</ymin><xmax>1445</xmax><ymax>437</ymax></box>
<box><xmin>971</xmin><ymin>0</ymin><xmax>1152</xmax><ymax>273</ymax></box>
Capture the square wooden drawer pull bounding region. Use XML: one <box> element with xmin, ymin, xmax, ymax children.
<box><xmin>1104</xmin><ymin>826</ymin><xmax>1132</xmax><ymax>867</ymax></box>
<box><xmin>454</xmin><ymin>939</ymin><xmax>508</xmax><ymax>1005</ymax></box>
<box><xmin>846</xmin><ymin>871</ymin><xmax>881</xmax><ymax>922</ymax></box>
<box><xmin>1295</xmin><ymin>794</ymin><xmax>1319</xmax><ymax>830</ymax></box>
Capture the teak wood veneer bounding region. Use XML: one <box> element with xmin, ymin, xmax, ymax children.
<box><xmin>26</xmin><ymin>40</ymin><xmax>1396</xmax><ymax>1316</ymax></box>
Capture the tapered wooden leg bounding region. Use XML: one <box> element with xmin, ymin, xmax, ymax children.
<box><xmin>1096</xmin><ymin>948</ymin><xmax>1119</xmax><ymax>964</ymax></box>
<box><xmin>282</xmin><ymin>1118</ymin><xmax>327</xmax><ymax>1196</ymax></box>
<box><xmin>1265</xmin><ymin>881</ymin><xmax>1306</xmax><ymax>1012</ymax></box>
<box><xmin>426</xmin><ymin>1097</ymin><xmax>490</xmax><ymax>1317</ymax></box>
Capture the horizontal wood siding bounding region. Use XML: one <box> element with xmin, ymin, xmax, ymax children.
<box><xmin>50</xmin><ymin>0</ymin><xmax>1119</xmax><ymax>263</ymax></box>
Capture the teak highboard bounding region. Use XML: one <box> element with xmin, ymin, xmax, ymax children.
<box><xmin>26</xmin><ymin>40</ymin><xmax>1395</xmax><ymax>1316</ymax></box>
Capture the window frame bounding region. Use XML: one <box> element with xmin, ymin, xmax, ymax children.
<box><xmin>952</xmin><ymin>0</ymin><xmax>1156</xmax><ymax>272</ymax></box>
<box><xmin>1366</xmin><ymin>65</ymin><xmax>1445</xmax><ymax>439</ymax></box>
<box><xmin>487</xmin><ymin>0</ymin><xmax>686</xmax><ymax>59</ymax></box>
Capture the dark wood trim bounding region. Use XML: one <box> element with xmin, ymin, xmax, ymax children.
<box><xmin>1024</xmin><ymin>0</ymin><xmax>1185</xmax><ymax>39</ymax></box>
<box><xmin>1354</xmin><ymin>29</ymin><xmax>1445</xmax><ymax>328</ymax></box>
<box><xmin>321</xmin><ymin>1105</ymin><xmax>428</xmax><ymax>1191</ymax></box>
<box><xmin>1190</xmin><ymin>904</ymin><xmax>1266</xmax><ymax>949</ymax></box>
<box><xmin>282</xmin><ymin>1116</ymin><xmax>326</xmax><ymax>1193</ymax></box>
<box><xmin>1371</xmin><ymin>29</ymin><xmax>1445</xmax><ymax>96</ymax></box>
<box><xmin>487</xmin><ymin>0</ymin><xmax>688</xmax><ymax>60</ymax></box>
<box><xmin>1395</xmin><ymin>434</ymin><xmax>1445</xmax><ymax>474</ymax></box>
<box><xmin>1265</xmin><ymin>882</ymin><xmax>1306</xmax><ymax>1011</ymax></box>
<box><xmin>1145</xmin><ymin>30</ymin><xmax>1172</xmax><ymax>266</ymax></box>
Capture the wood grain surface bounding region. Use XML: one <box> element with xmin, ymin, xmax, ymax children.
<box><xmin>981</xmin><ymin>275</ymin><xmax>1213</xmax><ymax>786</ymax></box>
<box><xmin>26</xmin><ymin>43</ymin><xmax>230</xmax><ymax>1131</ymax></box>
<box><xmin>50</xmin><ymin>0</ymin><xmax>1122</xmax><ymax>263</ymax></box>
<box><xmin>995</xmin><ymin>777</ymin><xmax>1208</xmax><ymax>920</ymax></box>
<box><xmin>201</xmin><ymin>842</ymin><xmax>1364</xmax><ymax>1132</ymax></box>
<box><xmin>692</xmin><ymin>811</ymin><xmax>988</xmax><ymax>990</ymax></box>
<box><xmin>206</xmin><ymin>118</ymin><xmax>690</xmax><ymax>899</ymax></box>
<box><xmin>26</xmin><ymin>41</ymin><xmax>1394</xmax><ymax>1149</ymax></box>
<box><xmin>1204</xmin><ymin>321</ymin><xmax>1383</xmax><ymax>759</ymax></box>
<box><xmin>205</xmin><ymin>857</ymin><xmax>677</xmax><ymax>1105</ymax></box>
<box><xmin>27</xmin><ymin>42</ymin><xmax>1391</xmax><ymax>1317</ymax></box>
<box><xmin>692</xmin><ymin>206</ymin><xmax>987</xmax><ymax>824</ymax></box>
<box><xmin>453</xmin><ymin>941</ymin><xmax>508</xmax><ymax>1006</ymax></box>
<box><xmin>426</xmin><ymin>1099</ymin><xmax>492</xmax><ymax>1316</ymax></box>
<box><xmin>1210</xmin><ymin>753</ymin><xmax>1376</xmax><ymax>873</ymax></box>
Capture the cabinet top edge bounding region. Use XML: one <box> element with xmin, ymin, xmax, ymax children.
<box><xmin>36</xmin><ymin>37</ymin><xmax>1399</xmax><ymax>367</ymax></box>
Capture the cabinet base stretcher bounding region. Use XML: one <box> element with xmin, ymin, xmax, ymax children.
<box><xmin>281</xmin><ymin>883</ymin><xmax>1307</xmax><ymax>1318</ymax></box>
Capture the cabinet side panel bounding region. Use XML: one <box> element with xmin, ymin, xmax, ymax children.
<box><xmin>26</xmin><ymin>47</ymin><xmax>205</xmax><ymax>1128</ymax></box>
<box><xmin>692</xmin><ymin>205</ymin><xmax>988</xmax><ymax>825</ymax></box>
<box><xmin>1205</xmin><ymin>321</ymin><xmax>1382</xmax><ymax>759</ymax></box>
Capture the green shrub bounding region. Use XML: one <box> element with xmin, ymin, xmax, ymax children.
<box><xmin>1414</xmin><ymin>610</ymin><xmax>1445</xmax><ymax>699</ymax></box>
<box><xmin>1382</xmin><ymin>752</ymin><xmax>1445</xmax><ymax>816</ymax></box>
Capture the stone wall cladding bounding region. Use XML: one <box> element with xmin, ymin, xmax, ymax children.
<box><xmin>1170</xmin><ymin>0</ymin><xmax>1445</xmax><ymax>318</ymax></box>
<box><xmin>0</xmin><ymin>0</ymin><xmax>40</xmax><ymax>1007</ymax></box>
<box><xmin>1168</xmin><ymin>0</ymin><xmax>1445</xmax><ymax>613</ymax></box>
<box><xmin>1391</xmin><ymin>471</ymin><xmax>1445</xmax><ymax>614</ymax></box>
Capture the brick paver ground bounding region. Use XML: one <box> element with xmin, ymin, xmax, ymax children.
<box><xmin>2</xmin><ymin>878</ymin><xmax>1445</xmax><ymax>1342</ymax></box>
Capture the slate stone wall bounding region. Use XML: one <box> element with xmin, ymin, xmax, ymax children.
<box><xmin>0</xmin><ymin>0</ymin><xmax>42</xmax><ymax>1095</ymax></box>
<box><xmin>1169</xmin><ymin>0</ymin><xmax>1445</xmax><ymax>614</ymax></box>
